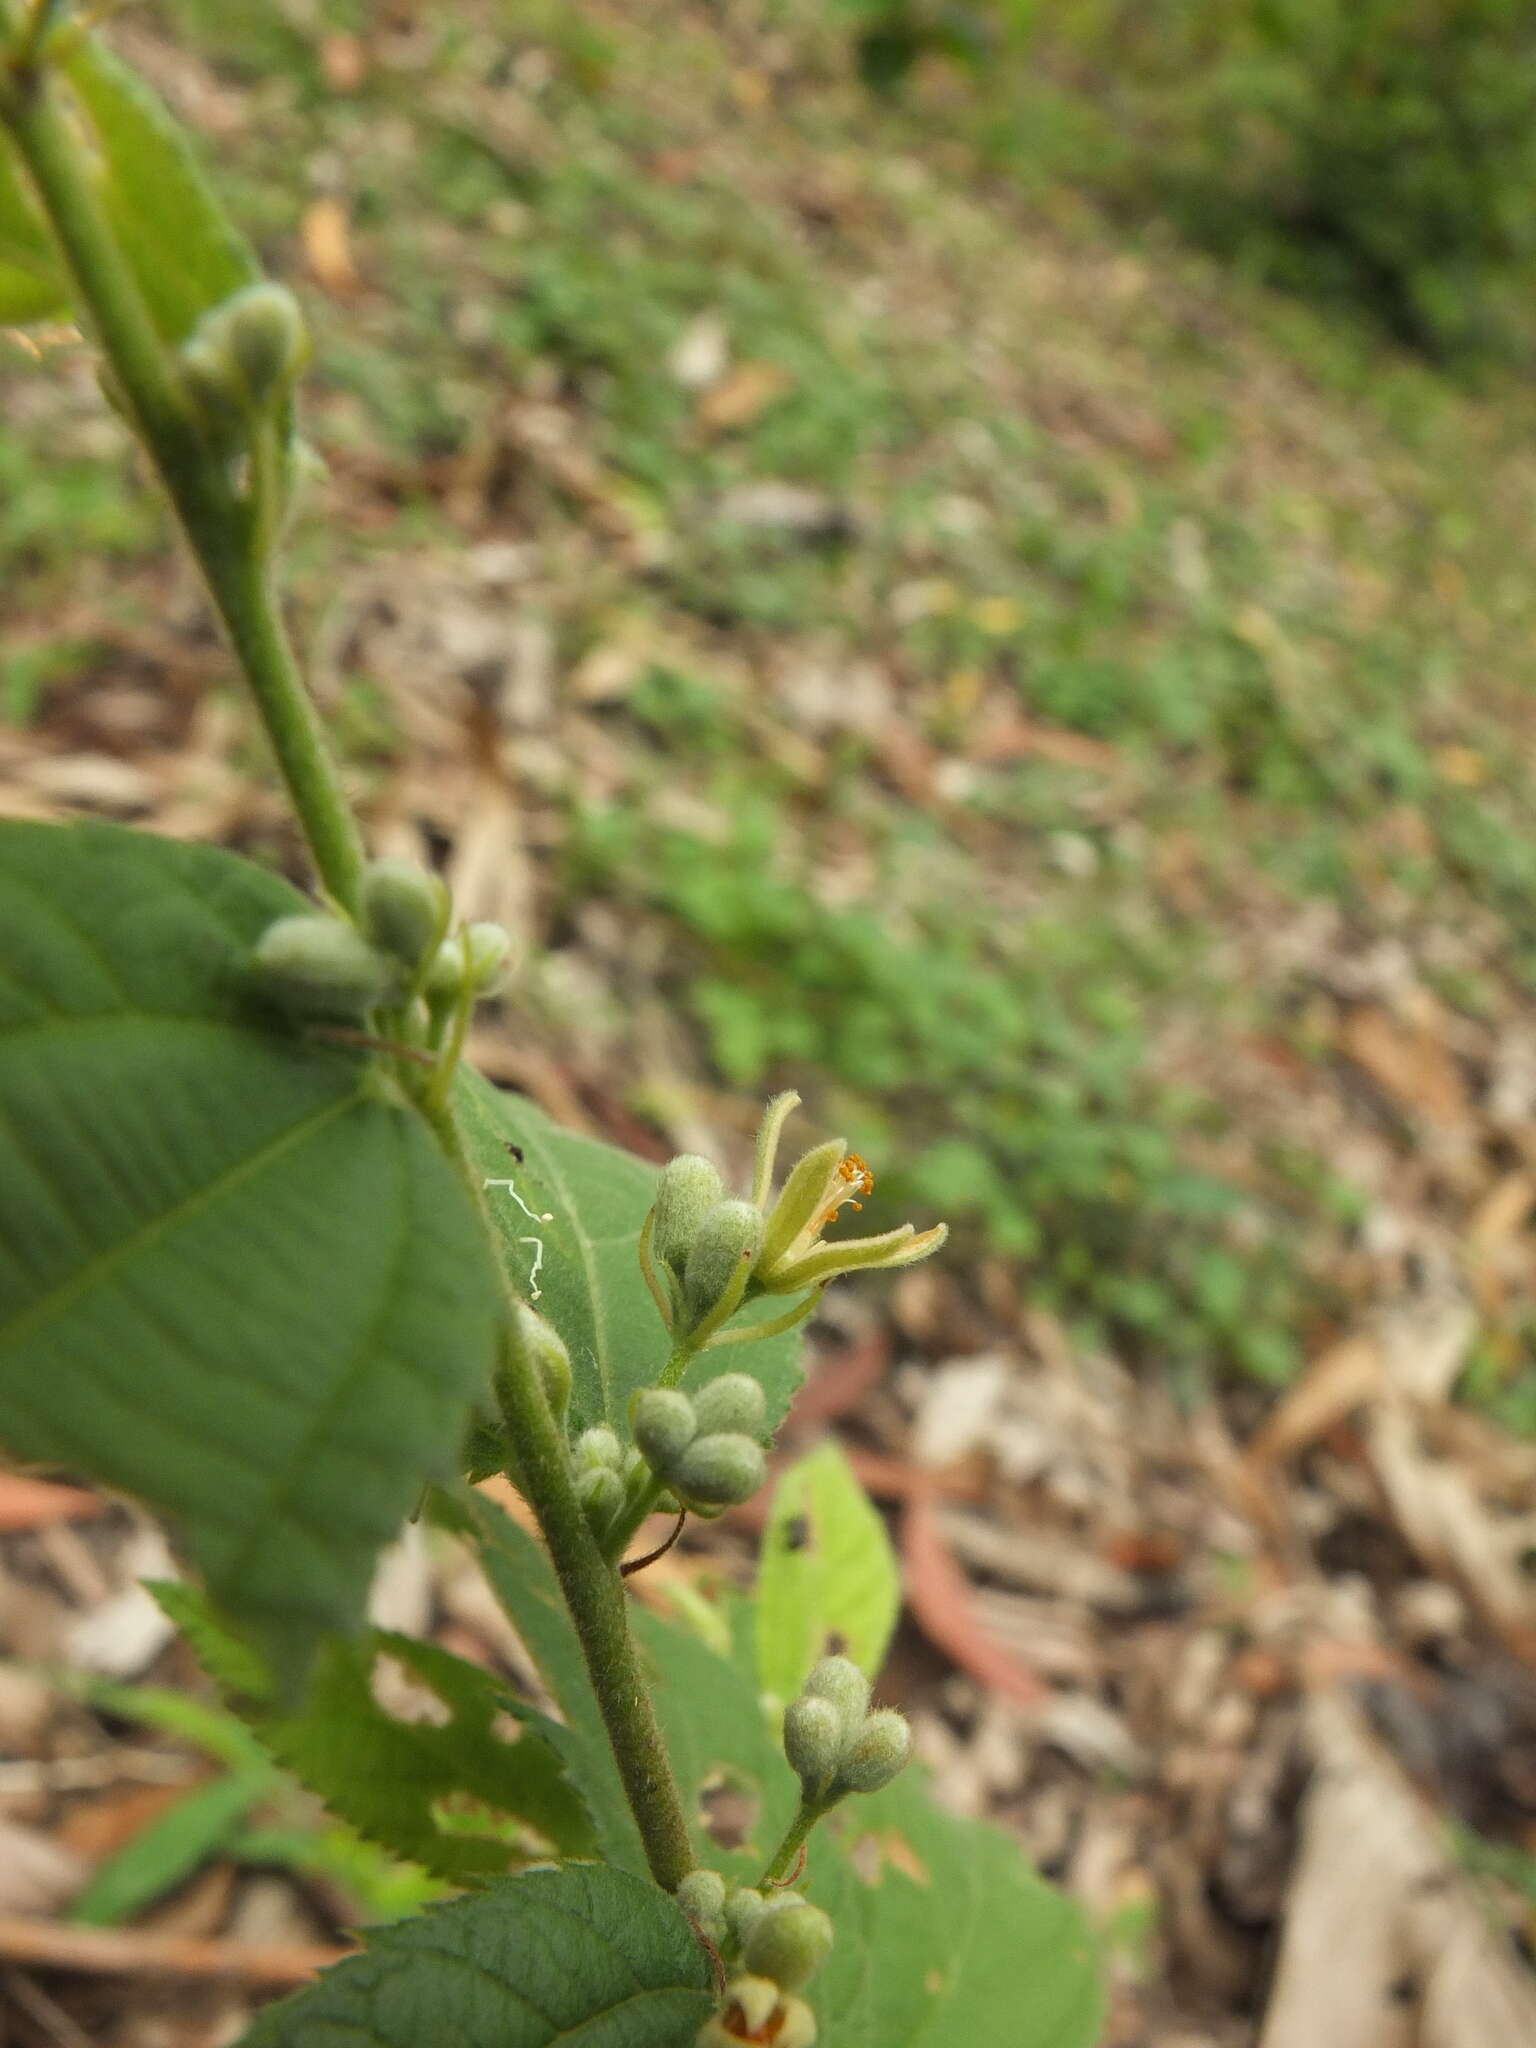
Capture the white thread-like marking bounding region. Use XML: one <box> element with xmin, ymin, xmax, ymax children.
<box><xmin>484</xmin><ymin>1178</ymin><xmax>554</xmax><ymax>1301</ymax></box>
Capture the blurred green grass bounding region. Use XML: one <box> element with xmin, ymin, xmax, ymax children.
<box><xmin>8</xmin><ymin>0</ymin><xmax>1536</xmax><ymax>1403</ymax></box>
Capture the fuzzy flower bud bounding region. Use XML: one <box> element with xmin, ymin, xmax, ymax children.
<box><xmin>783</xmin><ymin>1694</ymin><xmax>843</xmax><ymax>1798</ymax></box>
<box><xmin>674</xmin><ymin>1869</ymin><xmax>727</xmax><ymax>1928</ymax></box>
<box><xmin>576</xmin><ymin>1464</ymin><xmax>624</xmax><ymax>1541</ymax></box>
<box><xmin>681</xmin><ymin>1200</ymin><xmax>762</xmax><ymax>1332</ymax></box>
<box><xmin>832</xmin><ymin>1707</ymin><xmax>911</xmax><ymax>1795</ymax></box>
<box><xmin>742</xmin><ymin>1897</ymin><xmax>834</xmax><ymax>1993</ymax></box>
<box><xmin>651</xmin><ymin>1154</ymin><xmax>725</xmax><ymax>1277</ymax></box>
<box><xmin>631</xmin><ymin>1388</ymin><xmax>697</xmax><ymax>1474</ymax></box>
<box><xmin>723</xmin><ymin>1889</ymin><xmax>767</xmax><ymax>1946</ymax></box>
<box><xmin>424</xmin><ymin>936</ymin><xmax>466</xmax><ymax>997</ymax></box>
<box><xmin>801</xmin><ymin>1655</ymin><xmax>870</xmax><ymax>1737</ymax></box>
<box><xmin>251</xmin><ymin>915</ymin><xmax>391</xmax><ymax>1019</ymax></box>
<box><xmin>691</xmin><ymin>1372</ymin><xmax>767</xmax><ymax>1439</ymax></box>
<box><xmin>673</xmin><ymin>1431</ymin><xmax>766</xmax><ymax>1509</ymax></box>
<box><xmin>512</xmin><ymin>1302</ymin><xmax>571</xmax><ymax>1424</ymax></box>
<box><xmin>361</xmin><ymin>859</ymin><xmax>449</xmax><ymax>973</ymax></box>
<box><xmin>463</xmin><ymin>920</ymin><xmax>512</xmax><ymax>993</ymax></box>
<box><xmin>575</xmin><ymin>1426</ymin><xmax>623</xmax><ymax>1471</ymax></box>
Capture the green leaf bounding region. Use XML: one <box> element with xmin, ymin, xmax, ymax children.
<box><xmin>806</xmin><ymin>1768</ymin><xmax>1104</xmax><ymax>2048</ymax></box>
<box><xmin>755</xmin><ymin>1441</ymin><xmax>902</xmax><ymax>1710</ymax></box>
<box><xmin>462</xmin><ymin>1495</ymin><xmax>1103</xmax><ymax>2045</ymax></box>
<box><xmin>454</xmin><ymin>1071</ymin><xmax>804</xmax><ymax>1439</ymax></box>
<box><xmin>0</xmin><ymin>821</ymin><xmax>500</xmax><ymax>1690</ymax></box>
<box><xmin>155</xmin><ymin>1581</ymin><xmax>595</xmax><ymax>1881</ymax></box>
<box><xmin>235</xmin><ymin>1864</ymin><xmax>713</xmax><ymax>2048</ymax></box>
<box><xmin>71</xmin><ymin>1767</ymin><xmax>272</xmax><ymax>1927</ymax></box>
<box><xmin>63</xmin><ymin>40</ymin><xmax>260</xmax><ymax>343</ymax></box>
<box><xmin>0</xmin><ymin>144</ymin><xmax>68</xmax><ymax>324</ymax></box>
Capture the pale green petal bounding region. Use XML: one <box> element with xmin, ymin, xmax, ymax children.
<box><xmin>759</xmin><ymin>1138</ymin><xmax>844</xmax><ymax>1276</ymax></box>
<box><xmin>764</xmin><ymin>1222</ymin><xmax>948</xmax><ymax>1294</ymax></box>
<box><xmin>752</xmin><ymin>1090</ymin><xmax>803</xmax><ymax>1211</ymax></box>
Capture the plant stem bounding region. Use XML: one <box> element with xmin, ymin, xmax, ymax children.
<box><xmin>428</xmin><ymin>1099</ymin><xmax>697</xmax><ymax>1894</ymax></box>
<box><xmin>491</xmin><ymin>1321</ymin><xmax>695</xmax><ymax>1892</ymax></box>
<box><xmin>760</xmin><ymin>1800</ymin><xmax>826</xmax><ymax>1888</ymax></box>
<box><xmin>0</xmin><ymin>52</ymin><xmax>365</xmax><ymax>914</ymax></box>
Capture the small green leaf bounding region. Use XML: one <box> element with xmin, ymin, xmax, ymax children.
<box><xmin>71</xmin><ymin>1767</ymin><xmax>272</xmax><ymax>1927</ymax></box>
<box><xmin>0</xmin><ymin>145</ymin><xmax>68</xmax><ymax>324</ymax></box>
<box><xmin>235</xmin><ymin>1864</ymin><xmax>713</xmax><ymax>2048</ymax></box>
<box><xmin>0</xmin><ymin>822</ymin><xmax>500</xmax><ymax>1691</ymax></box>
<box><xmin>454</xmin><ymin>1072</ymin><xmax>805</xmax><ymax>1438</ymax></box>
<box><xmin>756</xmin><ymin>1442</ymin><xmax>901</xmax><ymax>1710</ymax></box>
<box><xmin>155</xmin><ymin>1581</ymin><xmax>595</xmax><ymax>1880</ymax></box>
<box><xmin>63</xmin><ymin>40</ymin><xmax>260</xmax><ymax>342</ymax></box>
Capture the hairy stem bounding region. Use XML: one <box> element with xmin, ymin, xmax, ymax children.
<box><xmin>0</xmin><ymin>50</ymin><xmax>365</xmax><ymax>913</ymax></box>
<box><xmin>428</xmin><ymin>1100</ymin><xmax>697</xmax><ymax>1892</ymax></box>
<box><xmin>760</xmin><ymin>1800</ymin><xmax>826</xmax><ymax>1888</ymax></box>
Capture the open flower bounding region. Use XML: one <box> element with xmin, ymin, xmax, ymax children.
<box><xmin>640</xmin><ymin>1094</ymin><xmax>946</xmax><ymax>1351</ymax></box>
<box><xmin>747</xmin><ymin>1092</ymin><xmax>946</xmax><ymax>1296</ymax></box>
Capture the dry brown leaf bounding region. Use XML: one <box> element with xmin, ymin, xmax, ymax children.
<box><xmin>0</xmin><ymin>1820</ymin><xmax>89</xmax><ymax>1916</ymax></box>
<box><xmin>301</xmin><ymin>197</ymin><xmax>358</xmax><ymax>293</ymax></box>
<box><xmin>899</xmin><ymin>1491</ymin><xmax>1048</xmax><ymax>1707</ymax></box>
<box><xmin>1260</xmin><ymin>1692</ymin><xmax>1536</xmax><ymax>2048</ymax></box>
<box><xmin>694</xmin><ymin>360</ymin><xmax>790</xmax><ymax>433</ymax></box>
<box><xmin>1246</xmin><ymin>1332</ymin><xmax>1382</xmax><ymax>1471</ymax></box>
<box><xmin>0</xmin><ymin>1475</ymin><xmax>103</xmax><ymax>1533</ymax></box>
<box><xmin>1464</xmin><ymin>1169</ymin><xmax>1536</xmax><ymax>1317</ymax></box>
<box><xmin>1341</xmin><ymin>1002</ymin><xmax>1470</xmax><ymax>1127</ymax></box>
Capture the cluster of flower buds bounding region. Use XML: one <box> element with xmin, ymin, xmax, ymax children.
<box><xmin>570</xmin><ymin>1425</ymin><xmax>647</xmax><ymax>1545</ymax></box>
<box><xmin>676</xmin><ymin>1871</ymin><xmax>828</xmax><ymax>2047</ymax></box>
<box><xmin>643</xmin><ymin>1094</ymin><xmax>946</xmax><ymax>1352</ymax></box>
<box><xmin>783</xmin><ymin>1655</ymin><xmax>911</xmax><ymax>1807</ymax></box>
<box><xmin>179</xmin><ymin>282</ymin><xmax>309</xmax><ymax>429</ymax></box>
<box><xmin>630</xmin><ymin>1374</ymin><xmax>768</xmax><ymax>1513</ymax></box>
<box><xmin>249</xmin><ymin>860</ymin><xmax>511</xmax><ymax>1038</ymax></box>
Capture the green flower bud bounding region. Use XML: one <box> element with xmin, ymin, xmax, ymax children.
<box><xmin>576</xmin><ymin>1464</ymin><xmax>624</xmax><ymax>1540</ymax></box>
<box><xmin>801</xmin><ymin>1655</ymin><xmax>870</xmax><ymax>1736</ymax></box>
<box><xmin>675</xmin><ymin>1869</ymin><xmax>727</xmax><ymax>1926</ymax></box>
<box><xmin>682</xmin><ymin>1200</ymin><xmax>762</xmax><ymax>1331</ymax></box>
<box><xmin>221</xmin><ymin>282</ymin><xmax>308</xmax><ymax>401</ymax></box>
<box><xmin>691</xmin><ymin>1372</ymin><xmax>767</xmax><ymax>1440</ymax></box>
<box><xmin>575</xmin><ymin>1426</ymin><xmax>623</xmax><ymax>1470</ymax></box>
<box><xmin>833</xmin><ymin>1707</ymin><xmax>911</xmax><ymax>1795</ymax></box>
<box><xmin>512</xmin><ymin>1302</ymin><xmax>571</xmax><ymax>1424</ymax></box>
<box><xmin>178</xmin><ymin>334</ymin><xmax>241</xmax><ymax>421</ymax></box>
<box><xmin>424</xmin><ymin>935</ymin><xmax>467</xmax><ymax>997</ymax></box>
<box><xmin>361</xmin><ymin>858</ymin><xmax>449</xmax><ymax>972</ymax></box>
<box><xmin>631</xmin><ymin>1388</ymin><xmax>697</xmax><ymax>1474</ymax></box>
<box><xmin>742</xmin><ymin>1898</ymin><xmax>833</xmax><ymax>1993</ymax></box>
<box><xmin>724</xmin><ymin>1887</ymin><xmax>767</xmax><ymax>1945</ymax></box>
<box><xmin>652</xmin><ymin>1154</ymin><xmax>726</xmax><ymax>1276</ymax></box>
<box><xmin>783</xmin><ymin>1694</ymin><xmax>843</xmax><ymax>1796</ymax></box>
<box><xmin>464</xmin><ymin>920</ymin><xmax>512</xmax><ymax>993</ymax></box>
<box><xmin>673</xmin><ymin>1432</ymin><xmax>765</xmax><ymax>1509</ymax></box>
<box><xmin>180</xmin><ymin>284</ymin><xmax>307</xmax><ymax>419</ymax></box>
<box><xmin>251</xmin><ymin>914</ymin><xmax>391</xmax><ymax>1019</ymax></box>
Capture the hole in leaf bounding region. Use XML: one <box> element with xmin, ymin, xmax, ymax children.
<box><xmin>846</xmin><ymin>1828</ymin><xmax>930</xmax><ymax>1886</ymax></box>
<box><xmin>370</xmin><ymin>1652</ymin><xmax>453</xmax><ymax>1727</ymax></box>
<box><xmin>428</xmin><ymin>1793</ymin><xmax>531</xmax><ymax>1848</ymax></box>
<box><xmin>698</xmin><ymin>1767</ymin><xmax>760</xmax><ymax>1853</ymax></box>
